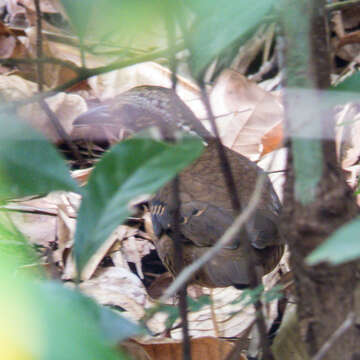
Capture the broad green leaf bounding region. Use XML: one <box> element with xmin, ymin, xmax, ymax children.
<box><xmin>60</xmin><ymin>0</ymin><xmax>167</xmax><ymax>51</ymax></box>
<box><xmin>0</xmin><ymin>212</ymin><xmax>41</xmax><ymax>274</ymax></box>
<box><xmin>75</xmin><ymin>137</ymin><xmax>204</xmax><ymax>276</ymax></box>
<box><xmin>189</xmin><ymin>0</ymin><xmax>275</xmax><ymax>78</ymax></box>
<box><xmin>0</xmin><ymin>258</ymin><xmax>129</xmax><ymax>360</ymax></box>
<box><xmin>39</xmin><ymin>282</ymin><xmax>141</xmax><ymax>345</ymax></box>
<box><xmin>306</xmin><ymin>216</ymin><xmax>360</xmax><ymax>265</ymax></box>
<box><xmin>0</xmin><ymin>114</ymin><xmax>80</xmax><ymax>200</ymax></box>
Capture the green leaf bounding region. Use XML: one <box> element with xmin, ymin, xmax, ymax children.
<box><xmin>263</xmin><ymin>285</ymin><xmax>283</xmax><ymax>303</ymax></box>
<box><xmin>187</xmin><ymin>295</ymin><xmax>211</xmax><ymax>312</ymax></box>
<box><xmin>39</xmin><ymin>281</ymin><xmax>141</xmax><ymax>344</ymax></box>
<box><xmin>0</xmin><ymin>257</ymin><xmax>131</xmax><ymax>360</ymax></box>
<box><xmin>75</xmin><ymin>136</ymin><xmax>204</xmax><ymax>276</ymax></box>
<box><xmin>333</xmin><ymin>71</ymin><xmax>360</xmax><ymax>93</ymax></box>
<box><xmin>189</xmin><ymin>0</ymin><xmax>275</xmax><ymax>78</ymax></box>
<box><xmin>306</xmin><ymin>216</ymin><xmax>360</xmax><ymax>265</ymax></box>
<box><xmin>60</xmin><ymin>0</ymin><xmax>167</xmax><ymax>50</ymax></box>
<box><xmin>326</xmin><ymin>71</ymin><xmax>360</xmax><ymax>107</ymax></box>
<box><xmin>0</xmin><ymin>114</ymin><xmax>80</xmax><ymax>200</ymax></box>
<box><xmin>0</xmin><ymin>212</ymin><xmax>41</xmax><ymax>273</ymax></box>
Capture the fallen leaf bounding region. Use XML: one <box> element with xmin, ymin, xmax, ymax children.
<box><xmin>137</xmin><ymin>336</ymin><xmax>240</xmax><ymax>360</ymax></box>
<box><xmin>210</xmin><ymin>69</ymin><xmax>284</xmax><ymax>160</ymax></box>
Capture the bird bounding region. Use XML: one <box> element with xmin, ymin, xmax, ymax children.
<box><xmin>73</xmin><ymin>85</ymin><xmax>284</xmax><ymax>289</ymax></box>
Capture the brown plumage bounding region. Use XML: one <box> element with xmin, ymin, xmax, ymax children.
<box><xmin>73</xmin><ymin>85</ymin><xmax>284</xmax><ymax>288</ymax></box>
<box><xmin>150</xmin><ymin>137</ymin><xmax>284</xmax><ymax>288</ymax></box>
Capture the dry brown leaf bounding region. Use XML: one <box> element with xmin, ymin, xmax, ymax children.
<box><xmin>53</xmin><ymin>205</ymin><xmax>76</xmax><ymax>266</ymax></box>
<box><xmin>120</xmin><ymin>340</ymin><xmax>152</xmax><ymax>360</ymax></box>
<box><xmin>87</xmin><ymin>62</ymin><xmax>206</xmax><ymax>119</ymax></box>
<box><xmin>22</xmin><ymin>27</ymin><xmax>78</xmax><ymax>87</ymax></box>
<box><xmin>146</xmin><ymin>264</ymin><xmax>282</xmax><ymax>339</ymax></box>
<box><xmin>0</xmin><ymin>22</ymin><xmax>17</xmax><ymax>59</ymax></box>
<box><xmin>79</xmin><ymin>267</ymin><xmax>147</xmax><ymax>319</ymax></box>
<box><xmin>9</xmin><ymin>208</ymin><xmax>56</xmax><ymax>247</ymax></box>
<box><xmin>258</xmin><ymin>148</ymin><xmax>287</xmax><ymax>200</ymax></box>
<box><xmin>261</xmin><ymin>122</ymin><xmax>284</xmax><ymax>156</ymax></box>
<box><xmin>80</xmin><ymin>225</ymin><xmax>134</xmax><ymax>281</ymax></box>
<box><xmin>136</xmin><ymin>337</ymin><xmax>239</xmax><ymax>360</ymax></box>
<box><xmin>19</xmin><ymin>0</ymin><xmax>60</xmax><ymax>13</ymax></box>
<box><xmin>0</xmin><ymin>75</ymin><xmax>87</xmax><ymax>142</ymax></box>
<box><xmin>331</xmin><ymin>10</ymin><xmax>360</xmax><ymax>64</ymax></box>
<box><xmin>6</xmin><ymin>192</ymin><xmax>76</xmax><ymax>248</ymax></box>
<box><xmin>210</xmin><ymin>69</ymin><xmax>283</xmax><ymax>160</ymax></box>
<box><xmin>121</xmin><ymin>235</ymin><xmax>155</xmax><ymax>279</ymax></box>
<box><xmin>71</xmin><ymin>167</ymin><xmax>93</xmax><ymax>185</ymax></box>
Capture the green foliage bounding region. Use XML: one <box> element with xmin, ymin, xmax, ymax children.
<box><xmin>187</xmin><ymin>295</ymin><xmax>211</xmax><ymax>312</ymax></box>
<box><xmin>60</xmin><ymin>0</ymin><xmax>169</xmax><ymax>50</ymax></box>
<box><xmin>145</xmin><ymin>295</ymin><xmax>211</xmax><ymax>329</ymax></box>
<box><xmin>325</xmin><ymin>70</ymin><xmax>360</xmax><ymax>107</ymax></box>
<box><xmin>306</xmin><ymin>216</ymin><xmax>360</xmax><ymax>265</ymax></box>
<box><xmin>0</xmin><ymin>212</ymin><xmax>42</xmax><ymax>275</ymax></box>
<box><xmin>188</xmin><ymin>0</ymin><xmax>275</xmax><ymax>78</ymax></box>
<box><xmin>231</xmin><ymin>285</ymin><xmax>283</xmax><ymax>306</ymax></box>
<box><xmin>0</xmin><ymin>114</ymin><xmax>80</xmax><ymax>200</ymax></box>
<box><xmin>75</xmin><ymin>136</ymin><xmax>203</xmax><ymax>276</ymax></box>
<box><xmin>0</xmin><ymin>226</ymin><xmax>139</xmax><ymax>360</ymax></box>
<box><xmin>333</xmin><ymin>71</ymin><xmax>360</xmax><ymax>93</ymax></box>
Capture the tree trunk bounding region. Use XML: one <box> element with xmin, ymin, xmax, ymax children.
<box><xmin>280</xmin><ymin>0</ymin><xmax>360</xmax><ymax>358</ymax></box>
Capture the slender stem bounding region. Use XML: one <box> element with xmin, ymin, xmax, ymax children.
<box><xmin>34</xmin><ymin>0</ymin><xmax>44</xmax><ymax>92</ymax></box>
<box><xmin>165</xmin><ymin>3</ymin><xmax>191</xmax><ymax>359</ymax></box>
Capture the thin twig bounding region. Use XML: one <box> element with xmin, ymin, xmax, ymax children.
<box><xmin>39</xmin><ymin>98</ymin><xmax>83</xmax><ymax>164</ymax></box>
<box><xmin>176</xmin><ymin>11</ymin><xmax>274</xmax><ymax>358</ymax></box>
<box><xmin>199</xmin><ymin>86</ymin><xmax>242</xmax><ymax>212</ymax></box>
<box><xmin>326</xmin><ymin>0</ymin><xmax>360</xmax><ymax>12</ymax></box>
<box><xmin>34</xmin><ymin>0</ymin><xmax>44</xmax><ymax>92</ymax></box>
<box><xmin>312</xmin><ymin>312</ymin><xmax>355</xmax><ymax>360</ymax></box>
<box><xmin>200</xmin><ymin>58</ymin><xmax>273</xmax><ymax>360</ymax></box>
<box><xmin>0</xmin><ymin>57</ymin><xmax>82</xmax><ymax>73</ymax></box>
<box><xmin>0</xmin><ymin>43</ymin><xmax>185</xmax><ymax>112</ymax></box>
<box><xmin>165</xmin><ymin>3</ymin><xmax>191</xmax><ymax>359</ymax></box>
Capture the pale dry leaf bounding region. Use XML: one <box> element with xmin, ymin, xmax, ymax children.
<box><xmin>336</xmin><ymin>104</ymin><xmax>360</xmax><ymax>168</ymax></box>
<box><xmin>261</xmin><ymin>122</ymin><xmax>284</xmax><ymax>156</ymax></box>
<box><xmin>87</xmin><ymin>61</ymin><xmax>207</xmax><ymax>119</ymax></box>
<box><xmin>0</xmin><ymin>32</ymin><xmax>16</xmax><ymax>59</ymax></box>
<box><xmin>137</xmin><ymin>337</ymin><xmax>238</xmax><ymax>360</ymax></box>
<box><xmin>45</xmin><ymin>92</ymin><xmax>87</xmax><ymax>140</ymax></box>
<box><xmin>80</xmin><ymin>225</ymin><xmax>134</xmax><ymax>281</ymax></box>
<box><xmin>167</xmin><ymin>263</ymin><xmax>283</xmax><ymax>339</ymax></box>
<box><xmin>331</xmin><ymin>10</ymin><xmax>360</xmax><ymax>64</ymax></box>
<box><xmin>120</xmin><ymin>340</ymin><xmax>152</xmax><ymax>360</ymax></box>
<box><xmin>61</xmin><ymin>248</ymin><xmax>76</xmax><ymax>280</ymax></box>
<box><xmin>4</xmin><ymin>0</ymin><xmax>26</xmax><ymax>24</ymax></box>
<box><xmin>71</xmin><ymin>167</ymin><xmax>93</xmax><ymax>186</ymax></box>
<box><xmin>19</xmin><ymin>0</ymin><xmax>60</xmax><ymax>13</ymax></box>
<box><xmin>210</xmin><ymin>69</ymin><xmax>284</xmax><ymax>160</ymax></box>
<box><xmin>121</xmin><ymin>235</ymin><xmax>155</xmax><ymax>279</ymax></box>
<box><xmin>0</xmin><ymin>74</ymin><xmax>38</xmax><ymax>99</ymax></box>
<box><xmin>9</xmin><ymin>209</ymin><xmax>56</xmax><ymax>247</ymax></box>
<box><xmin>6</xmin><ymin>192</ymin><xmax>75</xmax><ymax>248</ymax></box>
<box><xmin>258</xmin><ymin>148</ymin><xmax>287</xmax><ymax>201</ymax></box>
<box><xmin>0</xmin><ymin>75</ymin><xmax>86</xmax><ymax>142</ymax></box>
<box><xmin>80</xmin><ymin>267</ymin><xmax>147</xmax><ymax>319</ymax></box>
<box><xmin>22</xmin><ymin>27</ymin><xmax>78</xmax><ymax>87</ymax></box>
<box><xmin>53</xmin><ymin>205</ymin><xmax>76</xmax><ymax>265</ymax></box>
